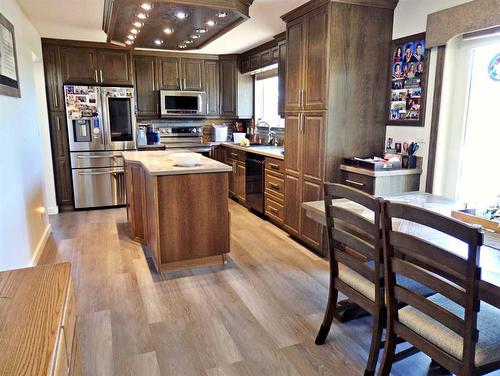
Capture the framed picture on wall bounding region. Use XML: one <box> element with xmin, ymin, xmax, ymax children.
<box><xmin>0</xmin><ymin>13</ymin><xmax>21</xmax><ymax>98</ymax></box>
<box><xmin>387</xmin><ymin>32</ymin><xmax>426</xmax><ymax>126</ymax></box>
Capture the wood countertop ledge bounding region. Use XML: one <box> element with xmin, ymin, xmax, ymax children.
<box><xmin>122</xmin><ymin>151</ymin><xmax>232</xmax><ymax>176</ymax></box>
<box><xmin>0</xmin><ymin>263</ymin><xmax>72</xmax><ymax>375</ymax></box>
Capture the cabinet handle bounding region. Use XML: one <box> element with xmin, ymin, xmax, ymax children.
<box><xmin>269</xmin><ymin>182</ymin><xmax>280</xmax><ymax>191</ymax></box>
<box><xmin>345</xmin><ymin>179</ymin><xmax>365</xmax><ymax>187</ymax></box>
<box><xmin>268</xmin><ymin>206</ymin><xmax>279</xmax><ymax>215</ymax></box>
<box><xmin>95</xmin><ymin>70</ymin><xmax>99</xmax><ymax>83</ymax></box>
<box><xmin>301</xmin><ymin>90</ymin><xmax>305</xmax><ymax>109</ymax></box>
<box><xmin>100</xmin><ymin>70</ymin><xmax>104</xmax><ymax>83</ymax></box>
<box><xmin>54</xmin><ymin>92</ymin><xmax>59</xmax><ymax>108</ymax></box>
<box><xmin>297</xmin><ymin>90</ymin><xmax>301</xmax><ymax>107</ymax></box>
<box><xmin>183</xmin><ymin>78</ymin><xmax>187</xmax><ymax>90</ymax></box>
<box><xmin>269</xmin><ymin>163</ymin><xmax>280</xmax><ymax>170</ymax></box>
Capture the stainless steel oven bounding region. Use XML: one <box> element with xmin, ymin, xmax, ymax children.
<box><xmin>160</xmin><ymin>90</ymin><xmax>206</xmax><ymax>117</ymax></box>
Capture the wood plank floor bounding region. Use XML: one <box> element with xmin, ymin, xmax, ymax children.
<box><xmin>39</xmin><ymin>200</ymin><xmax>482</xmax><ymax>376</ymax></box>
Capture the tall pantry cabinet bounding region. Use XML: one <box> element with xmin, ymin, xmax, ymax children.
<box><xmin>281</xmin><ymin>0</ymin><xmax>396</xmax><ymax>252</ymax></box>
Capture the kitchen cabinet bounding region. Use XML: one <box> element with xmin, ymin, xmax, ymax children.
<box><xmin>224</xmin><ymin>147</ymin><xmax>246</xmax><ymax>202</ymax></box>
<box><xmin>42</xmin><ymin>44</ymin><xmax>65</xmax><ymax>112</ymax></box>
<box><xmin>235</xmin><ymin>161</ymin><xmax>246</xmax><ymax>202</ymax></box>
<box><xmin>219</xmin><ymin>55</ymin><xmax>253</xmax><ymax>118</ymax></box>
<box><xmin>240</xmin><ymin>38</ymin><xmax>281</xmax><ymax>74</ymax></box>
<box><xmin>277</xmin><ymin>39</ymin><xmax>287</xmax><ymax>117</ymax></box>
<box><xmin>204</xmin><ymin>60</ymin><xmax>220</xmax><ymax>116</ymax></box>
<box><xmin>281</xmin><ymin>0</ymin><xmax>395</xmax><ymax>253</ymax></box>
<box><xmin>61</xmin><ymin>47</ymin><xmax>132</xmax><ymax>85</ymax></box>
<box><xmin>133</xmin><ymin>55</ymin><xmax>158</xmax><ymax>118</ymax></box>
<box><xmin>182</xmin><ymin>59</ymin><xmax>204</xmax><ymax>91</ymax></box>
<box><xmin>126</xmin><ymin>164</ymin><xmax>148</xmax><ymax>244</ymax></box>
<box><xmin>49</xmin><ymin>111</ymin><xmax>73</xmax><ymax>206</ymax></box>
<box><xmin>264</xmin><ymin>156</ymin><xmax>285</xmax><ymax>225</ymax></box>
<box><xmin>158</xmin><ymin>57</ymin><xmax>181</xmax><ymax>90</ymax></box>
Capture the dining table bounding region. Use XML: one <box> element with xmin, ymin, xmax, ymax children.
<box><xmin>302</xmin><ymin>191</ymin><xmax>500</xmax><ymax>313</ymax></box>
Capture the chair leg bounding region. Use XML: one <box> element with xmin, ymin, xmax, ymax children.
<box><xmin>315</xmin><ymin>286</ymin><xmax>339</xmax><ymax>345</ymax></box>
<box><xmin>364</xmin><ymin>312</ymin><xmax>384</xmax><ymax>376</ymax></box>
<box><xmin>378</xmin><ymin>324</ymin><xmax>397</xmax><ymax>376</ymax></box>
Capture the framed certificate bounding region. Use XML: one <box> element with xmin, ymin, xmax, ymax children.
<box><xmin>0</xmin><ymin>13</ymin><xmax>20</xmax><ymax>98</ymax></box>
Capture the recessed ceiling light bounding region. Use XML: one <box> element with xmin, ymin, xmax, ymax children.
<box><xmin>133</xmin><ymin>21</ymin><xmax>144</xmax><ymax>28</ymax></box>
<box><xmin>195</xmin><ymin>28</ymin><xmax>207</xmax><ymax>34</ymax></box>
<box><xmin>190</xmin><ymin>34</ymin><xmax>200</xmax><ymax>39</ymax></box>
<box><xmin>163</xmin><ymin>27</ymin><xmax>174</xmax><ymax>34</ymax></box>
<box><xmin>137</xmin><ymin>13</ymin><xmax>148</xmax><ymax>19</ymax></box>
<box><xmin>184</xmin><ymin>39</ymin><xmax>193</xmax><ymax>44</ymax></box>
<box><xmin>125</xmin><ymin>40</ymin><xmax>133</xmax><ymax>45</ymax></box>
<box><xmin>154</xmin><ymin>39</ymin><xmax>163</xmax><ymax>45</ymax></box>
<box><xmin>178</xmin><ymin>43</ymin><xmax>187</xmax><ymax>49</ymax></box>
<box><xmin>206</xmin><ymin>20</ymin><xmax>216</xmax><ymax>27</ymax></box>
<box><xmin>127</xmin><ymin>35</ymin><xmax>135</xmax><ymax>40</ymax></box>
<box><xmin>175</xmin><ymin>11</ymin><xmax>187</xmax><ymax>19</ymax></box>
<box><xmin>216</xmin><ymin>11</ymin><xmax>228</xmax><ymax>18</ymax></box>
<box><xmin>130</xmin><ymin>28</ymin><xmax>139</xmax><ymax>34</ymax></box>
<box><xmin>140</xmin><ymin>2</ymin><xmax>153</xmax><ymax>11</ymax></box>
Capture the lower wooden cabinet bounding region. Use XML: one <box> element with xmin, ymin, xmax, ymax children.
<box><xmin>300</xmin><ymin>179</ymin><xmax>323</xmax><ymax>249</ymax></box>
<box><xmin>284</xmin><ymin>173</ymin><xmax>301</xmax><ymax>236</ymax></box>
<box><xmin>126</xmin><ymin>164</ymin><xmax>148</xmax><ymax>243</ymax></box>
<box><xmin>49</xmin><ymin>111</ymin><xmax>73</xmax><ymax>206</ymax></box>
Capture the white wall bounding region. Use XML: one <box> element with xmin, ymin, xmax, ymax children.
<box><xmin>0</xmin><ymin>0</ymin><xmax>53</xmax><ymax>270</ymax></box>
<box><xmin>387</xmin><ymin>0</ymin><xmax>473</xmax><ymax>191</ymax></box>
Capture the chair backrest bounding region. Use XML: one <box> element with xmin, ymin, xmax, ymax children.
<box><xmin>381</xmin><ymin>201</ymin><xmax>484</xmax><ymax>370</ymax></box>
<box><xmin>324</xmin><ymin>183</ymin><xmax>383</xmax><ymax>299</ymax></box>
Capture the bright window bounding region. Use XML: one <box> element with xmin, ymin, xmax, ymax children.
<box><xmin>254</xmin><ymin>74</ymin><xmax>284</xmax><ymax>127</ymax></box>
<box><xmin>457</xmin><ymin>42</ymin><xmax>500</xmax><ymax>205</ymax></box>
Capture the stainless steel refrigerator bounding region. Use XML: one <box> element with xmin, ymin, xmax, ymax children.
<box><xmin>64</xmin><ymin>85</ymin><xmax>136</xmax><ymax>209</ymax></box>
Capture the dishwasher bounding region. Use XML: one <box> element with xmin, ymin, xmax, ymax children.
<box><xmin>245</xmin><ymin>154</ymin><xmax>265</xmax><ymax>214</ymax></box>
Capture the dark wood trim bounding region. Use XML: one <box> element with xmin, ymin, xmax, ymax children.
<box><xmin>42</xmin><ymin>37</ymin><xmax>132</xmax><ymax>51</ymax></box>
<box><xmin>197</xmin><ymin>16</ymin><xmax>249</xmax><ymax>50</ymax></box>
<box><xmin>273</xmin><ymin>31</ymin><xmax>286</xmax><ymax>42</ymax></box>
<box><xmin>240</xmin><ymin>38</ymin><xmax>277</xmax><ymax>57</ymax></box>
<box><xmin>425</xmin><ymin>45</ymin><xmax>446</xmax><ymax>193</ymax></box>
<box><xmin>132</xmin><ymin>49</ymin><xmax>219</xmax><ymax>60</ymax></box>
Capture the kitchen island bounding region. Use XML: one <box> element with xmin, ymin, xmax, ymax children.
<box><xmin>122</xmin><ymin>151</ymin><xmax>232</xmax><ymax>273</ymax></box>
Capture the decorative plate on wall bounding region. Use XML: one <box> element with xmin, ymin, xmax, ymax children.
<box><xmin>488</xmin><ymin>53</ymin><xmax>500</xmax><ymax>81</ymax></box>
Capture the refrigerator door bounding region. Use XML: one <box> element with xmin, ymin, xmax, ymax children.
<box><xmin>65</xmin><ymin>85</ymin><xmax>105</xmax><ymax>151</ymax></box>
<box><xmin>72</xmin><ymin>167</ymin><xmax>126</xmax><ymax>209</ymax></box>
<box><xmin>101</xmin><ymin>87</ymin><xmax>136</xmax><ymax>151</ymax></box>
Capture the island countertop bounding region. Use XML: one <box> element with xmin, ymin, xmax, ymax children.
<box><xmin>122</xmin><ymin>150</ymin><xmax>232</xmax><ymax>176</ymax></box>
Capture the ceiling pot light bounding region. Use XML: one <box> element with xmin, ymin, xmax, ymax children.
<box><xmin>184</xmin><ymin>39</ymin><xmax>193</xmax><ymax>44</ymax></box>
<box><xmin>154</xmin><ymin>39</ymin><xmax>163</xmax><ymax>45</ymax></box>
<box><xmin>137</xmin><ymin>13</ymin><xmax>148</xmax><ymax>19</ymax></box>
<box><xmin>130</xmin><ymin>28</ymin><xmax>139</xmax><ymax>34</ymax></box>
<box><xmin>127</xmin><ymin>34</ymin><xmax>135</xmax><ymax>40</ymax></box>
<box><xmin>195</xmin><ymin>28</ymin><xmax>207</xmax><ymax>34</ymax></box>
<box><xmin>140</xmin><ymin>2</ymin><xmax>153</xmax><ymax>11</ymax></box>
<box><xmin>175</xmin><ymin>11</ymin><xmax>187</xmax><ymax>19</ymax></box>
<box><xmin>163</xmin><ymin>27</ymin><xmax>174</xmax><ymax>34</ymax></box>
<box><xmin>216</xmin><ymin>11</ymin><xmax>228</xmax><ymax>18</ymax></box>
<box><xmin>125</xmin><ymin>40</ymin><xmax>133</xmax><ymax>45</ymax></box>
<box><xmin>190</xmin><ymin>34</ymin><xmax>200</xmax><ymax>39</ymax></box>
<box><xmin>206</xmin><ymin>20</ymin><xmax>216</xmax><ymax>27</ymax></box>
<box><xmin>178</xmin><ymin>43</ymin><xmax>187</xmax><ymax>49</ymax></box>
<box><xmin>133</xmin><ymin>21</ymin><xmax>144</xmax><ymax>28</ymax></box>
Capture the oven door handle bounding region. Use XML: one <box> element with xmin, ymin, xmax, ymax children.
<box><xmin>77</xmin><ymin>171</ymin><xmax>123</xmax><ymax>176</ymax></box>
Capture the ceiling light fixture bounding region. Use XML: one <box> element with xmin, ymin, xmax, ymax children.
<box><xmin>190</xmin><ymin>34</ymin><xmax>200</xmax><ymax>39</ymax></box>
<box><xmin>137</xmin><ymin>13</ymin><xmax>148</xmax><ymax>19</ymax></box>
<box><xmin>178</xmin><ymin>43</ymin><xmax>187</xmax><ymax>49</ymax></box>
<box><xmin>140</xmin><ymin>2</ymin><xmax>153</xmax><ymax>11</ymax></box>
<box><xmin>195</xmin><ymin>28</ymin><xmax>207</xmax><ymax>34</ymax></box>
<box><xmin>127</xmin><ymin>35</ymin><xmax>135</xmax><ymax>40</ymax></box>
<box><xmin>125</xmin><ymin>40</ymin><xmax>133</xmax><ymax>45</ymax></box>
<box><xmin>130</xmin><ymin>28</ymin><xmax>139</xmax><ymax>34</ymax></box>
<box><xmin>184</xmin><ymin>39</ymin><xmax>193</xmax><ymax>44</ymax></box>
<box><xmin>163</xmin><ymin>27</ymin><xmax>174</xmax><ymax>34</ymax></box>
<box><xmin>175</xmin><ymin>11</ymin><xmax>187</xmax><ymax>19</ymax></box>
<box><xmin>216</xmin><ymin>11</ymin><xmax>228</xmax><ymax>18</ymax></box>
<box><xmin>154</xmin><ymin>39</ymin><xmax>163</xmax><ymax>45</ymax></box>
<box><xmin>133</xmin><ymin>21</ymin><xmax>144</xmax><ymax>28</ymax></box>
<box><xmin>206</xmin><ymin>20</ymin><xmax>216</xmax><ymax>27</ymax></box>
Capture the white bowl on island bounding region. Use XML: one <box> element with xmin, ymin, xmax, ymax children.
<box><xmin>169</xmin><ymin>152</ymin><xmax>202</xmax><ymax>167</ymax></box>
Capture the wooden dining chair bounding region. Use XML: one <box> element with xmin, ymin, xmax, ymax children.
<box><xmin>379</xmin><ymin>201</ymin><xmax>500</xmax><ymax>376</ymax></box>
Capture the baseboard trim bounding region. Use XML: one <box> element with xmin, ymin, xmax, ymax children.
<box><xmin>31</xmin><ymin>224</ymin><xmax>52</xmax><ymax>266</ymax></box>
<box><xmin>47</xmin><ymin>206</ymin><xmax>59</xmax><ymax>215</ymax></box>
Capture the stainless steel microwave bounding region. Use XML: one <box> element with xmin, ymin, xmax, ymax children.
<box><xmin>160</xmin><ymin>90</ymin><xmax>206</xmax><ymax>117</ymax></box>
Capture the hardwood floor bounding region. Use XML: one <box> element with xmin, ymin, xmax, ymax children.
<box><xmin>39</xmin><ymin>200</ymin><xmax>454</xmax><ymax>376</ymax></box>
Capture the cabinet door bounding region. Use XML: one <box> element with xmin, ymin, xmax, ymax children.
<box><xmin>260</xmin><ymin>50</ymin><xmax>271</xmax><ymax>67</ymax></box>
<box><xmin>42</xmin><ymin>44</ymin><xmax>64</xmax><ymax>112</ymax></box>
<box><xmin>219</xmin><ymin>58</ymin><xmax>237</xmax><ymax>116</ymax></box>
<box><xmin>284</xmin><ymin>174</ymin><xmax>300</xmax><ymax>236</ymax></box>
<box><xmin>97</xmin><ymin>49</ymin><xmax>132</xmax><ymax>85</ymax></box>
<box><xmin>182</xmin><ymin>59</ymin><xmax>204</xmax><ymax>91</ymax></box>
<box><xmin>49</xmin><ymin>112</ymin><xmax>73</xmax><ymax>206</ymax></box>
<box><xmin>133</xmin><ymin>56</ymin><xmax>158</xmax><ymax>118</ymax></box>
<box><xmin>284</xmin><ymin>113</ymin><xmax>301</xmax><ymax>176</ymax></box>
<box><xmin>228</xmin><ymin>158</ymin><xmax>236</xmax><ymax>195</ymax></box>
<box><xmin>235</xmin><ymin>161</ymin><xmax>246</xmax><ymax>201</ymax></box>
<box><xmin>277</xmin><ymin>41</ymin><xmax>287</xmax><ymax>117</ymax></box>
<box><xmin>304</xmin><ymin>6</ymin><xmax>329</xmax><ymax>110</ymax></box>
<box><xmin>301</xmin><ymin>113</ymin><xmax>325</xmax><ymax>182</ymax></box>
<box><xmin>158</xmin><ymin>57</ymin><xmax>181</xmax><ymax>90</ymax></box>
<box><xmin>300</xmin><ymin>179</ymin><xmax>323</xmax><ymax>249</ymax></box>
<box><xmin>126</xmin><ymin>165</ymin><xmax>147</xmax><ymax>243</ymax></box>
<box><xmin>60</xmin><ymin>47</ymin><xmax>98</xmax><ymax>84</ymax></box>
<box><xmin>285</xmin><ymin>18</ymin><xmax>305</xmax><ymax>112</ymax></box>
<box><xmin>204</xmin><ymin>60</ymin><xmax>219</xmax><ymax>116</ymax></box>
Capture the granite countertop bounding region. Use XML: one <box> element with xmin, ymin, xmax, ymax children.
<box><xmin>219</xmin><ymin>142</ymin><xmax>285</xmax><ymax>160</ymax></box>
<box><xmin>122</xmin><ymin>151</ymin><xmax>232</xmax><ymax>176</ymax></box>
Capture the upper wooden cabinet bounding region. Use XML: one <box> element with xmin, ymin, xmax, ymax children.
<box><xmin>42</xmin><ymin>44</ymin><xmax>65</xmax><ymax>112</ymax></box>
<box><xmin>277</xmin><ymin>39</ymin><xmax>287</xmax><ymax>118</ymax></box>
<box><xmin>182</xmin><ymin>59</ymin><xmax>204</xmax><ymax>91</ymax></box>
<box><xmin>204</xmin><ymin>60</ymin><xmax>220</xmax><ymax>116</ymax></box>
<box><xmin>133</xmin><ymin>55</ymin><xmax>158</xmax><ymax>118</ymax></box>
<box><xmin>219</xmin><ymin>55</ymin><xmax>253</xmax><ymax>118</ymax></box>
<box><xmin>240</xmin><ymin>39</ymin><xmax>280</xmax><ymax>74</ymax></box>
<box><xmin>158</xmin><ymin>57</ymin><xmax>181</xmax><ymax>90</ymax></box>
<box><xmin>285</xmin><ymin>18</ymin><xmax>305</xmax><ymax>112</ymax></box>
<box><xmin>60</xmin><ymin>47</ymin><xmax>133</xmax><ymax>85</ymax></box>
